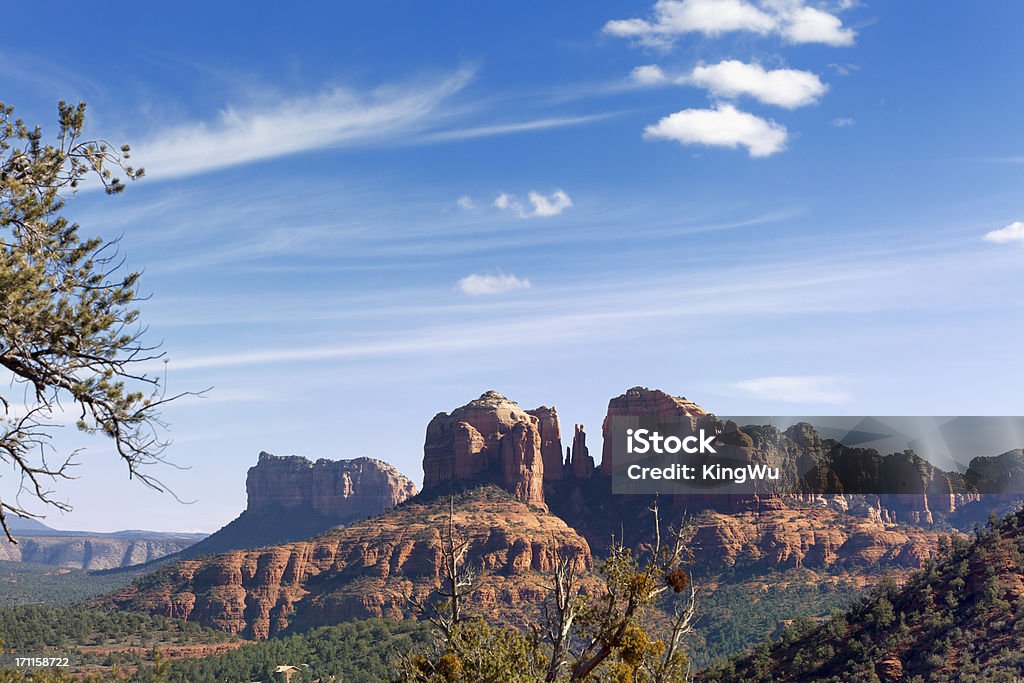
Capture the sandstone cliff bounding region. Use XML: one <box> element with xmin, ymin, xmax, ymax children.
<box><xmin>965</xmin><ymin>449</ymin><xmax>1024</xmax><ymax>494</ymax></box>
<box><xmin>422</xmin><ymin>391</ymin><xmax>548</xmax><ymax>504</ymax></box>
<box><xmin>701</xmin><ymin>506</ymin><xmax>1024</xmax><ymax>682</ymax></box>
<box><xmin>600</xmin><ymin>387</ymin><xmax>710</xmax><ymax>475</ymax></box>
<box><xmin>246</xmin><ymin>453</ymin><xmax>416</xmax><ymax>518</ymax></box>
<box><xmin>98</xmin><ymin>388</ymin><xmax>1024</xmax><ymax>648</ymax></box>
<box><xmin>99</xmin><ymin>488</ymin><xmax>592</xmax><ymax>639</ymax></box>
<box><xmin>687</xmin><ymin>503</ymin><xmax>944</xmax><ymax>573</ymax></box>
<box><xmin>528</xmin><ymin>406</ymin><xmax>564</xmax><ymax>480</ymax></box>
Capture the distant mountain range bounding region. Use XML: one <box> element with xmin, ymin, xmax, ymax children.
<box><xmin>5</xmin><ymin>514</ymin><xmax>207</xmax><ymax>540</ymax></box>
<box><xmin>1</xmin><ymin>516</ymin><xmax>208</xmax><ymax>570</ymax></box>
<box><xmin>4</xmin><ymin>516</ymin><xmax>54</xmax><ymax>533</ymax></box>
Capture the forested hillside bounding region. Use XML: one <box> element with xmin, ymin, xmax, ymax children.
<box><xmin>702</xmin><ymin>510</ymin><xmax>1024</xmax><ymax>682</ymax></box>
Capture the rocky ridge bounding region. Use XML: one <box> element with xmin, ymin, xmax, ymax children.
<box><xmin>99</xmin><ymin>489</ymin><xmax>592</xmax><ymax>639</ymax></box>
<box><xmin>421</xmin><ymin>387</ymin><xmax>1013</xmax><ymax>529</ymax></box>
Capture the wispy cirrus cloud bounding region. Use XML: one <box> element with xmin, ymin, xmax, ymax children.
<box><xmin>126</xmin><ymin>69</ymin><xmax>613</xmax><ymax>182</ymax></box>
<box><xmin>149</xmin><ymin>236</ymin><xmax>1022</xmax><ymax>379</ymax></box>
<box><xmin>414</xmin><ymin>113</ymin><xmax>615</xmax><ymax>143</ymax></box>
<box><xmin>605</xmin><ymin>0</ymin><xmax>856</xmax><ymax>48</ymax></box>
<box><xmin>130</xmin><ymin>69</ymin><xmax>475</xmax><ymax>181</ymax></box>
<box><xmin>734</xmin><ymin>375</ymin><xmax>851</xmax><ymax>404</ymax></box>
<box><xmin>644</xmin><ymin>104</ymin><xmax>787</xmax><ymax>157</ymax></box>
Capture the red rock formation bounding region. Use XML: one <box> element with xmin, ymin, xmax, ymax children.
<box><xmin>502</xmin><ymin>420</ymin><xmax>546</xmax><ymax>503</ymax></box>
<box><xmin>688</xmin><ymin>503</ymin><xmax>953</xmax><ymax>572</ymax></box>
<box><xmin>528</xmin><ymin>406</ymin><xmax>565</xmax><ymax>480</ymax></box>
<box><xmin>422</xmin><ymin>391</ymin><xmax>546</xmax><ymax>504</ymax></box>
<box><xmin>567</xmin><ymin>424</ymin><xmax>595</xmax><ymax>479</ymax></box>
<box><xmin>600</xmin><ymin>387</ymin><xmax>709</xmax><ymax>475</ymax></box>
<box><xmin>99</xmin><ymin>491</ymin><xmax>592</xmax><ymax>639</ymax></box>
<box><xmin>246</xmin><ymin>453</ymin><xmax>417</xmax><ymax>519</ymax></box>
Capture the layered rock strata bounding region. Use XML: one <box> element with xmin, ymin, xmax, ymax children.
<box><xmin>246</xmin><ymin>453</ymin><xmax>417</xmax><ymax>518</ymax></box>
<box><xmin>99</xmin><ymin>491</ymin><xmax>592</xmax><ymax>639</ymax></box>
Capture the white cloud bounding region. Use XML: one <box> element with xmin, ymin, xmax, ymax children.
<box><xmin>494</xmin><ymin>189</ymin><xmax>573</xmax><ymax>218</ymax></box>
<box><xmin>779</xmin><ymin>4</ymin><xmax>856</xmax><ymax>46</ymax></box>
<box><xmin>132</xmin><ymin>70</ymin><xmax>474</xmax><ymax>180</ymax></box>
<box><xmin>631</xmin><ymin>64</ymin><xmax>669</xmax><ymax>85</ymax></box>
<box><xmin>983</xmin><ymin>221</ymin><xmax>1024</xmax><ymax>246</ymax></box>
<box><xmin>643</xmin><ymin>104</ymin><xmax>787</xmax><ymax>157</ymax></box>
<box><xmin>457</xmin><ymin>273</ymin><xmax>532</xmax><ymax>296</ymax></box>
<box><xmin>606</xmin><ymin>0</ymin><xmax>775</xmax><ymax>43</ymax></box>
<box><xmin>734</xmin><ymin>375</ymin><xmax>851</xmax><ymax>404</ymax></box>
<box><xmin>528</xmin><ymin>190</ymin><xmax>574</xmax><ymax>217</ymax></box>
<box><xmin>456</xmin><ymin>195</ymin><xmax>476</xmax><ymax>210</ymax></box>
<box><xmin>832</xmin><ymin>117</ymin><xmax>855</xmax><ymax>127</ymax></box>
<box><xmin>685</xmin><ymin>60</ymin><xmax>827</xmax><ymax>108</ymax></box>
<box><xmin>604</xmin><ymin>0</ymin><xmax>855</xmax><ymax>47</ymax></box>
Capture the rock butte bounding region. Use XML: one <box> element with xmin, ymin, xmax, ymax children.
<box><xmin>176</xmin><ymin>452</ymin><xmax>418</xmax><ymax>560</ymax></box>
<box><xmin>246</xmin><ymin>452</ymin><xmax>417</xmax><ymax>519</ymax></box>
<box><xmin>422</xmin><ymin>391</ymin><xmax>549</xmax><ymax>504</ymax></box>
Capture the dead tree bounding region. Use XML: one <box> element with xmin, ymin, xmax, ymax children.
<box><xmin>409</xmin><ymin>496</ymin><xmax>478</xmax><ymax>641</ymax></box>
<box><xmin>537</xmin><ymin>539</ymin><xmax>583</xmax><ymax>682</ymax></box>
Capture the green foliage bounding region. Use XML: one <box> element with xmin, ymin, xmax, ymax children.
<box><xmin>0</xmin><ymin>604</ymin><xmax>230</xmax><ymax>676</ymax></box>
<box><xmin>150</xmin><ymin>619</ymin><xmax>431</xmax><ymax>683</ymax></box>
<box><xmin>0</xmin><ymin>604</ymin><xmax>229</xmax><ymax>651</ymax></box>
<box><xmin>403</xmin><ymin>618</ymin><xmax>544</xmax><ymax>682</ymax></box>
<box><xmin>687</xmin><ymin>575</ymin><xmax>860</xmax><ymax>668</ymax></box>
<box><xmin>0</xmin><ymin>560</ymin><xmax>146</xmax><ymax>605</ymax></box>
<box><xmin>701</xmin><ymin>506</ymin><xmax>1024</xmax><ymax>682</ymax></box>
<box><xmin>0</xmin><ymin>670</ymin><xmax>107</xmax><ymax>682</ymax></box>
<box><xmin>1</xmin><ymin>100</ymin><xmax>186</xmax><ymax>539</ymax></box>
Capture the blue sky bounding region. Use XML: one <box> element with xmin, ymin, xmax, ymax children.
<box><xmin>2</xmin><ymin>1</ymin><xmax>1023</xmax><ymax>532</ymax></box>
